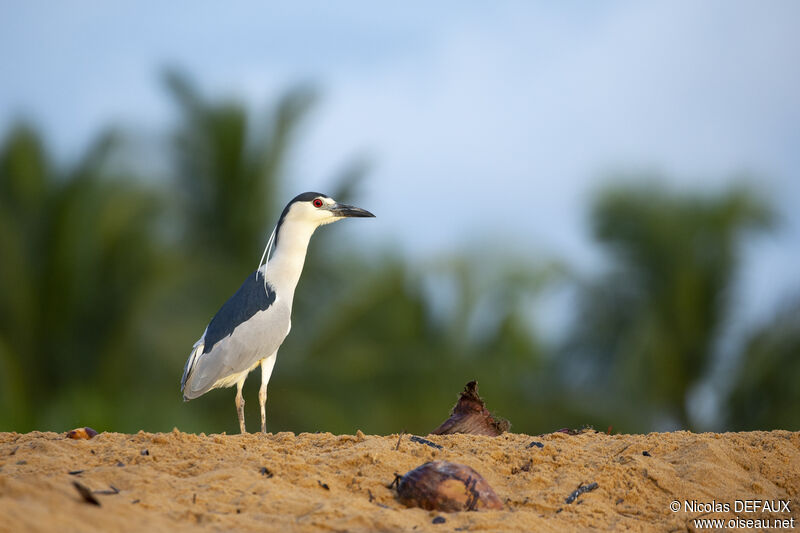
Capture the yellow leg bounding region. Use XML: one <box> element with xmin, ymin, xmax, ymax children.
<box><xmin>259</xmin><ymin>352</ymin><xmax>278</xmax><ymax>433</ymax></box>
<box><xmin>235</xmin><ymin>379</ymin><xmax>246</xmax><ymax>434</ymax></box>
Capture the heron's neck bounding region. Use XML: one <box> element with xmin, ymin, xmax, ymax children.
<box><xmin>260</xmin><ymin>219</ymin><xmax>317</xmax><ymax>309</ymax></box>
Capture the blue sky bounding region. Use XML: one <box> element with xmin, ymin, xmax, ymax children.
<box><xmin>2</xmin><ymin>1</ymin><xmax>799</xmax><ymax>332</ymax></box>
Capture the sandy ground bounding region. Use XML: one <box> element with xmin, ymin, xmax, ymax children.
<box><xmin>1</xmin><ymin>429</ymin><xmax>798</xmax><ymax>532</ymax></box>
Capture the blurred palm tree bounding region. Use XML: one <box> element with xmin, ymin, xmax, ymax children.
<box><xmin>164</xmin><ymin>69</ymin><xmax>316</xmax><ymax>270</ymax></box>
<box><xmin>727</xmin><ymin>297</ymin><xmax>800</xmax><ymax>430</ymax></box>
<box><xmin>0</xmin><ymin>124</ymin><xmax>166</xmax><ymax>431</ymax></box>
<box><xmin>563</xmin><ymin>182</ymin><xmax>774</xmax><ymax>430</ymax></box>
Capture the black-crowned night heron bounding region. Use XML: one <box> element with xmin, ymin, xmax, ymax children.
<box><xmin>180</xmin><ymin>192</ymin><xmax>374</xmax><ymax>433</ymax></box>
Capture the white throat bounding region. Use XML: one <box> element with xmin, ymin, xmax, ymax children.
<box><xmin>258</xmin><ymin>218</ymin><xmax>319</xmax><ymax>310</ymax></box>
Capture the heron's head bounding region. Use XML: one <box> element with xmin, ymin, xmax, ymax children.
<box><xmin>277</xmin><ymin>191</ymin><xmax>375</xmax><ymax>233</ymax></box>
<box><xmin>257</xmin><ymin>191</ymin><xmax>373</xmax><ymax>278</ymax></box>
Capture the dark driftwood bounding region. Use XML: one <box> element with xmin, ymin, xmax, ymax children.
<box><xmin>430</xmin><ymin>381</ymin><xmax>510</xmax><ymax>437</ymax></box>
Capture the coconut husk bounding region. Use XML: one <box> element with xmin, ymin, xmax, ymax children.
<box><xmin>395</xmin><ymin>460</ymin><xmax>503</xmax><ymax>512</ymax></box>
<box><xmin>430</xmin><ymin>381</ymin><xmax>509</xmax><ymax>437</ymax></box>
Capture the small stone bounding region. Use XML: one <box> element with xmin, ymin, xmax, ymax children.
<box><xmin>66</xmin><ymin>427</ymin><xmax>98</xmax><ymax>440</ymax></box>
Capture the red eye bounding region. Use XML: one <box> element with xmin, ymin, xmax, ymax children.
<box><xmin>312</xmin><ymin>198</ymin><xmax>324</xmax><ymax>208</ymax></box>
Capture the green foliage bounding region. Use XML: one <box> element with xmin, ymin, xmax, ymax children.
<box><xmin>0</xmin><ymin>124</ymin><xmax>168</xmax><ymax>431</ymax></box>
<box><xmin>271</xmin><ymin>256</ymin><xmax>557</xmax><ymax>435</ymax></box>
<box><xmin>164</xmin><ymin>68</ymin><xmax>316</xmax><ymax>272</ymax></box>
<box><xmin>728</xmin><ymin>300</ymin><xmax>800</xmax><ymax>430</ymax></box>
<box><xmin>564</xmin><ymin>183</ymin><xmax>775</xmax><ymax>429</ymax></box>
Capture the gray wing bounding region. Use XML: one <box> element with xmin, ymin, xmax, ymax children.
<box><xmin>181</xmin><ymin>271</ymin><xmax>290</xmax><ymax>399</ymax></box>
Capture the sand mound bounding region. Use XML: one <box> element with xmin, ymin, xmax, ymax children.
<box><xmin>1</xmin><ymin>430</ymin><xmax>798</xmax><ymax>531</ymax></box>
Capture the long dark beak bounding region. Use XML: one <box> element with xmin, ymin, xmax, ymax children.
<box><xmin>330</xmin><ymin>202</ymin><xmax>375</xmax><ymax>218</ymax></box>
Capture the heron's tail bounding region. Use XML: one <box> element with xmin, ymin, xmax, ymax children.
<box><xmin>180</xmin><ymin>334</ymin><xmax>205</xmax><ymax>401</ymax></box>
